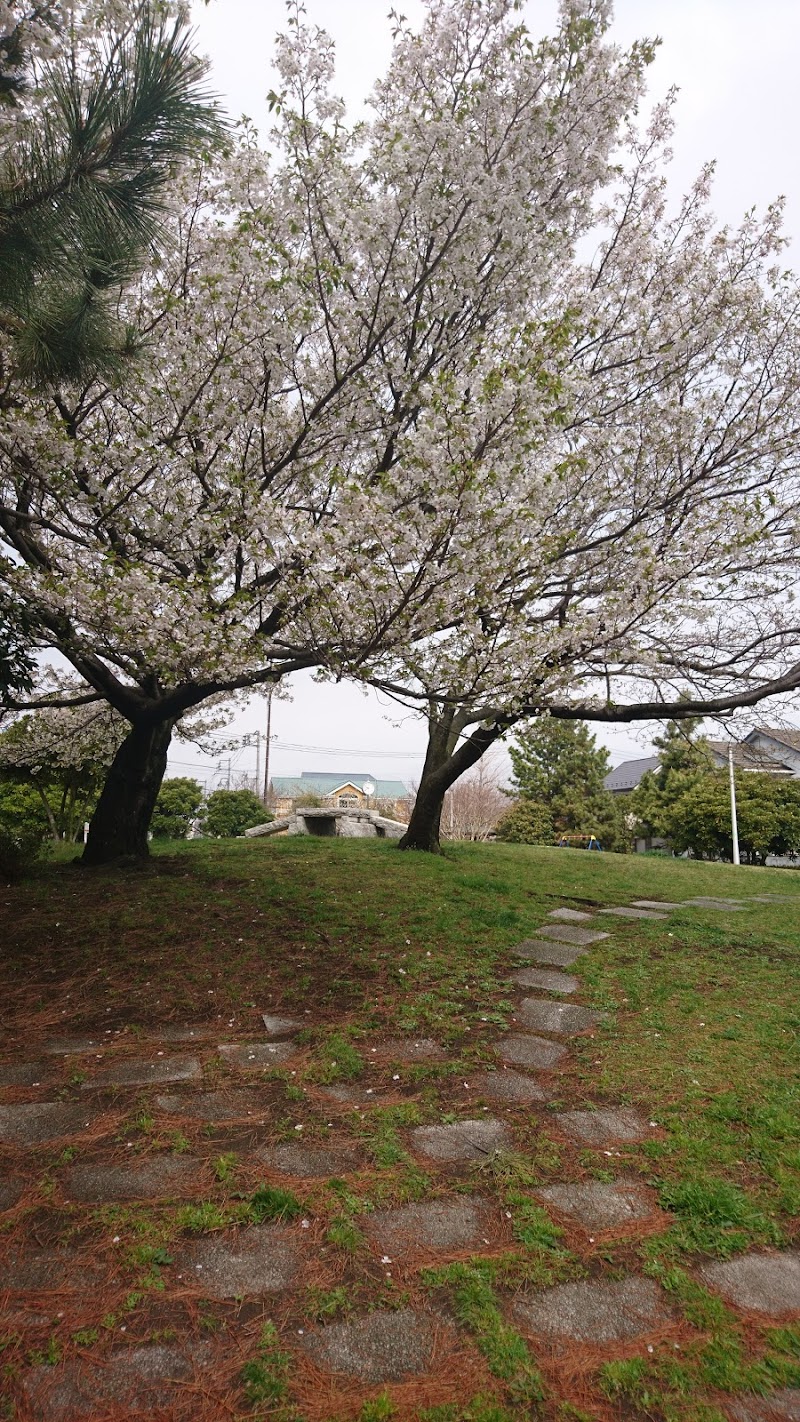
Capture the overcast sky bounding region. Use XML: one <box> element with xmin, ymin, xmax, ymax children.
<box><xmin>175</xmin><ymin>0</ymin><xmax>800</xmax><ymax>794</ymax></box>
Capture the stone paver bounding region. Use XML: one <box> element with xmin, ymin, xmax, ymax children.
<box><xmin>0</xmin><ymin>1245</ymin><xmax>103</xmax><ymax>1292</ymax></box>
<box><xmin>599</xmin><ymin>906</ymin><xmax>668</xmax><ymax>920</ymax></box>
<box><xmin>535</xmin><ymin>1181</ymin><xmax>659</xmax><ymax>1232</ymax></box>
<box><xmin>24</xmin><ymin>1345</ymin><xmax>198</xmax><ymax>1420</ymax></box>
<box><xmin>516</xmin><ymin>998</ymin><xmax>605</xmax><ymax>1035</ymax></box>
<box><xmin>154</xmin><ymin>1025</ymin><xmax>215</xmax><ymax>1043</ymax></box>
<box><xmin>300</xmin><ymin>1310</ymin><xmax>437</xmax><ymax>1382</ymax></box>
<box><xmin>509</xmin><ymin>967</ymin><xmax>579</xmax><ymax>994</ymax></box>
<box><xmin>728</xmin><ymin>1389</ymin><xmax>800</xmax><ymax>1421</ymax></box>
<box><xmin>554</xmin><ymin>1108</ymin><xmax>652</xmax><ymax>1146</ymax></box>
<box><xmin>683</xmin><ymin>897</ymin><xmax>745</xmax><ymax>910</ymax></box>
<box><xmin>549</xmin><ymin>908</ymin><xmax>594</xmax><ymax>922</ymax></box>
<box><xmin>536</xmin><ymin>924</ymin><xmax>611</xmax><ymax>945</ymax></box>
<box><xmin>257</xmin><ymin>1142</ymin><xmax>360</xmax><ymax>1177</ymax></box>
<box><xmin>155</xmin><ymin>1089</ymin><xmax>268</xmax><ymax>1122</ymax></box>
<box><xmin>514</xmin><ymin>1276</ymin><xmax>670</xmax><ymax>1346</ymax></box>
<box><xmin>179</xmin><ymin>1226</ymin><xmax>300</xmax><ymax>1299</ymax></box>
<box><xmin>63</xmin><ymin>1156</ymin><xmax>201</xmax><ymax>1202</ymax></box>
<box><xmin>320</xmin><ymin>1083</ymin><xmax>393</xmax><ymax>1105</ymax></box>
<box><xmin>217</xmin><ymin>1042</ymin><xmax>298</xmax><ymax>1068</ymax></box>
<box><xmin>81</xmin><ymin>1057</ymin><xmax>201</xmax><ymax>1089</ymax></box>
<box><xmin>513</xmin><ymin>940</ymin><xmax>588</xmax><ymax>967</ymax></box>
<box><xmin>0</xmin><ymin>1180</ymin><xmax>23</xmax><ymax>1211</ymax></box>
<box><xmin>631</xmin><ymin>900</ymin><xmax>684</xmax><ymax>911</ymax></box>
<box><xmin>364</xmin><ymin>1198</ymin><xmax>487</xmax><ymax>1255</ymax></box>
<box><xmin>496</xmin><ymin>1034</ymin><xmax>568</xmax><ymax>1069</ymax></box>
<box><xmin>369</xmin><ymin>1038</ymin><xmax>443</xmax><ymax>1060</ymax></box>
<box><xmin>262</xmin><ymin>1013</ymin><xmax>302</xmax><ymax>1036</ymax></box>
<box><xmin>0</xmin><ymin>1061</ymin><xmax>47</xmax><ymax>1087</ymax></box>
<box><xmin>698</xmin><ymin>1251</ymin><xmax>800</xmax><ymax>1317</ymax></box>
<box><xmin>0</xmin><ymin>1101</ymin><xmax>97</xmax><ymax>1145</ymax></box>
<box><xmin>42</xmin><ymin>1036</ymin><xmax>102</xmax><ymax>1056</ymax></box>
<box><xmin>470</xmin><ymin>1069</ymin><xmax>548</xmax><ymax>1104</ymax></box>
<box><xmin>411</xmin><ymin>1118</ymin><xmax>510</xmax><ymax>1162</ymax></box>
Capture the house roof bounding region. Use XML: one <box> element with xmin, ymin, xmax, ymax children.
<box><xmin>604</xmin><ymin>756</ymin><xmax>660</xmax><ymax>792</ymax></box>
<box><xmin>706</xmin><ymin>740</ymin><xmax>795</xmax><ymax>774</ymax></box>
<box><xmin>271</xmin><ymin>772</ymin><xmax>409</xmax><ymax>798</ymax></box>
<box><xmin>745</xmin><ymin>727</ymin><xmax>800</xmax><ymax>754</ymax></box>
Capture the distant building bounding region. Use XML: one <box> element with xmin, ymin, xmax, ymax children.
<box><xmin>604</xmin><ymin>756</ymin><xmax>661</xmax><ymax>794</ymax></box>
<box><xmin>269</xmin><ymin>771</ymin><xmax>410</xmax><ymax>820</ymax></box>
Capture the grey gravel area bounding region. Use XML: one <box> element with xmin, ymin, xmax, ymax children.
<box><xmin>81</xmin><ymin>1057</ymin><xmax>201</xmax><ymax>1089</ymax></box>
<box><xmin>63</xmin><ymin>1156</ymin><xmax>202</xmax><ymax>1202</ymax></box>
<box><xmin>363</xmin><ymin>1198</ymin><xmax>487</xmax><ymax>1255</ymax></box>
<box><xmin>410</xmin><ymin>1118</ymin><xmax>510</xmax><ymax>1162</ymax></box>
<box><xmin>508</xmin><ymin>967</ymin><xmax>579</xmax><ymax>994</ymax></box>
<box><xmin>217</xmin><ymin>1042</ymin><xmax>298</xmax><ymax>1068</ymax></box>
<box><xmin>469</xmin><ymin>1069</ymin><xmax>548</xmax><ymax>1104</ymax></box>
<box><xmin>535</xmin><ymin>1181</ymin><xmax>659</xmax><ymax>1232</ymax></box>
<box><xmin>512</xmin><ymin>940</ymin><xmax>588</xmax><ymax>967</ymax></box>
<box><xmin>257</xmin><ymin>1142</ymin><xmax>361</xmax><ymax>1177</ymax></box>
<box><xmin>0</xmin><ymin>1101</ymin><xmax>99</xmax><ymax>1145</ymax></box>
<box><xmin>535</xmin><ymin>924</ymin><xmax>611</xmax><ymax>945</ymax></box>
<box><xmin>553</xmin><ymin>1107</ymin><xmax>652</xmax><ymax>1145</ymax></box>
<box><xmin>699</xmin><ymin>1251</ymin><xmax>800</xmax><ymax>1317</ymax></box>
<box><xmin>516</xmin><ymin>998</ymin><xmax>605</xmax><ymax>1035</ymax></box>
<box><xmin>300</xmin><ymin>1310</ymin><xmax>438</xmax><ymax>1382</ymax></box>
<box><xmin>514</xmin><ymin>1275</ymin><xmax>671</xmax><ymax>1345</ymax></box>
<box><xmin>178</xmin><ymin>1226</ymin><xmax>300</xmax><ymax>1299</ymax></box>
<box><xmin>495</xmin><ymin>1034</ymin><xmax>568</xmax><ymax>1069</ymax></box>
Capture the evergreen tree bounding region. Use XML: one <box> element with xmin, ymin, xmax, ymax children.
<box><xmin>631</xmin><ymin>718</ymin><xmax>711</xmax><ymax>840</ymax></box>
<box><xmin>507</xmin><ymin>719</ymin><xmax>628</xmax><ymax>851</ymax></box>
<box><xmin>0</xmin><ymin>3</ymin><xmax>224</xmax><ymax>383</ymax></box>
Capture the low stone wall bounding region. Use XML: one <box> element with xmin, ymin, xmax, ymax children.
<box><xmin>245</xmin><ymin>808</ymin><xmax>407</xmax><ymax>840</ymax></box>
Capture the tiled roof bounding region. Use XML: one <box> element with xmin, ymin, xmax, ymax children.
<box><xmin>746</xmin><ymin>727</ymin><xmax>800</xmax><ymax>753</ymax></box>
<box><xmin>604</xmin><ymin>756</ymin><xmax>660</xmax><ymax>792</ymax></box>
<box><xmin>271</xmin><ymin>772</ymin><xmax>409</xmax><ymax>798</ymax></box>
<box><xmin>706</xmin><ymin>740</ymin><xmax>794</xmax><ymax>773</ymax></box>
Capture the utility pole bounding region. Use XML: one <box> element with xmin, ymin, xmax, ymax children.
<box><xmin>226</xmin><ymin>757</ymin><xmax>232</xmax><ymax>791</ymax></box>
<box><xmin>254</xmin><ymin>730</ymin><xmax>261</xmax><ymax>799</ymax></box>
<box><xmin>263</xmin><ymin>687</ymin><xmax>273</xmax><ymax>804</ymax></box>
<box><xmin>728</xmin><ymin>744</ymin><xmax>740</xmax><ymax>865</ymax></box>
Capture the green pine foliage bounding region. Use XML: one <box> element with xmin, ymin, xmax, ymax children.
<box><xmin>495</xmin><ymin>798</ymin><xmax>554</xmax><ymax>844</ymax></box>
<box><xmin>504</xmin><ymin>718</ymin><xmax>629</xmax><ymax>851</ymax></box>
<box><xmin>0</xmin><ymin>8</ymin><xmax>225</xmax><ymax>383</ymax></box>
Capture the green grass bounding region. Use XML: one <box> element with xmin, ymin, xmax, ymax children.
<box><xmin>1</xmin><ymin>838</ymin><xmax>798</xmax><ymax>1421</ymax></box>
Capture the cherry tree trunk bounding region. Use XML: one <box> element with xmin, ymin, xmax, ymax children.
<box><xmin>399</xmin><ymin>712</ymin><xmax>507</xmax><ymax>853</ymax></box>
<box><xmin>82</xmin><ymin>719</ymin><xmax>174</xmax><ymax>864</ymax></box>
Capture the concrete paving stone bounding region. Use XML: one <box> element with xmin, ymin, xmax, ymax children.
<box><xmin>599</xmin><ymin>906</ymin><xmax>668</xmax><ymax>920</ymax></box>
<box><xmin>727</xmin><ymin>1389</ymin><xmax>800</xmax><ymax>1421</ymax></box>
<box><xmin>0</xmin><ymin>1060</ymin><xmax>47</xmax><ymax>1087</ymax></box>
<box><xmin>0</xmin><ymin>1179</ymin><xmax>23</xmax><ymax>1211</ymax></box>
<box><xmin>63</xmin><ymin>1155</ymin><xmax>201</xmax><ymax>1202</ymax></box>
<box><xmin>495</xmin><ymin>1033</ymin><xmax>568</xmax><ymax>1070</ymax></box>
<box><xmin>369</xmin><ymin>1038</ymin><xmax>444</xmax><ymax>1060</ymax></box>
<box><xmin>153</xmin><ymin>1024</ymin><xmax>215</xmax><ymax>1043</ymax></box>
<box><xmin>179</xmin><ymin>1225</ymin><xmax>300</xmax><ymax>1299</ymax></box>
<box><xmin>257</xmin><ymin>1142</ymin><xmax>361</xmax><ymax>1177</ymax></box>
<box><xmin>364</xmin><ymin>1197</ymin><xmax>488</xmax><ymax>1255</ymax></box>
<box><xmin>300</xmin><ymin>1309</ymin><xmax>437</xmax><ymax>1382</ymax></box>
<box><xmin>683</xmin><ymin>897</ymin><xmax>746</xmax><ymax>910</ymax></box>
<box><xmin>516</xmin><ymin>998</ymin><xmax>605</xmax><ymax>1035</ymax></box>
<box><xmin>548</xmin><ymin>907</ymin><xmax>595</xmax><ymax>922</ymax></box>
<box><xmin>24</xmin><ymin>1345</ymin><xmax>197</xmax><ymax>1420</ymax></box>
<box><xmin>631</xmin><ymin>900</ymin><xmax>684</xmax><ymax>911</ymax></box>
<box><xmin>411</xmin><ymin>1118</ymin><xmax>511</xmax><ymax>1162</ymax></box>
<box><xmin>217</xmin><ymin>1042</ymin><xmax>298</xmax><ymax>1068</ymax></box>
<box><xmin>261</xmin><ymin>1013</ymin><xmax>302</xmax><ymax>1036</ymax></box>
<box><xmin>0</xmin><ymin>1245</ymin><xmax>104</xmax><ymax>1292</ymax></box>
<box><xmin>81</xmin><ymin>1056</ymin><xmax>201</xmax><ymax>1089</ymax></box>
<box><xmin>513</xmin><ymin>940</ymin><xmax>588</xmax><ymax>967</ymax></box>
<box><xmin>514</xmin><ymin>1275</ymin><xmax>670</xmax><ymax>1345</ymax></box>
<box><xmin>509</xmin><ymin>967</ymin><xmax>579</xmax><ymax>994</ymax></box>
<box><xmin>155</xmin><ymin>1089</ymin><xmax>269</xmax><ymax>1122</ymax></box>
<box><xmin>470</xmin><ymin>1069</ymin><xmax>548</xmax><ymax>1104</ymax></box>
<box><xmin>698</xmin><ymin>1251</ymin><xmax>800</xmax><ymax>1317</ymax></box>
<box><xmin>41</xmin><ymin>1036</ymin><xmax>101</xmax><ymax>1056</ymax></box>
<box><xmin>536</xmin><ymin>924</ymin><xmax>611</xmax><ymax>945</ymax></box>
<box><xmin>320</xmin><ymin>1083</ymin><xmax>392</xmax><ymax>1105</ymax></box>
<box><xmin>535</xmin><ymin>1181</ymin><xmax>658</xmax><ymax>1232</ymax></box>
<box><xmin>0</xmin><ymin>1101</ymin><xmax>98</xmax><ymax>1145</ymax></box>
<box><xmin>553</xmin><ymin>1107</ymin><xmax>652</xmax><ymax>1146</ymax></box>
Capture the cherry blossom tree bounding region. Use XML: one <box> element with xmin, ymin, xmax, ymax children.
<box><xmin>365</xmin><ymin>110</ymin><xmax>800</xmax><ymax>851</ymax></box>
<box><xmin>0</xmin><ymin>0</ymin><xmax>652</xmax><ymax>862</ymax></box>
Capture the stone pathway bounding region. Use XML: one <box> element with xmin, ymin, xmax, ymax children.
<box><xmin>2</xmin><ymin>884</ymin><xmax>796</xmax><ymax>1420</ymax></box>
